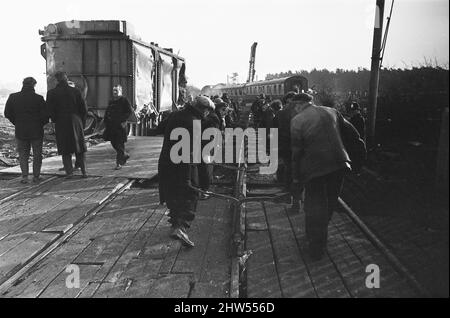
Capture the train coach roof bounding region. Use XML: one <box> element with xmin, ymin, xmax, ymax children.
<box><xmin>220</xmin><ymin>75</ymin><xmax>307</xmax><ymax>89</ymax></box>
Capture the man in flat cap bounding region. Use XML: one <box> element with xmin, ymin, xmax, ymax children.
<box><xmin>158</xmin><ymin>95</ymin><xmax>215</xmax><ymax>247</ymax></box>
<box><xmin>46</xmin><ymin>71</ymin><xmax>88</xmax><ymax>178</ymax></box>
<box><xmin>4</xmin><ymin>77</ymin><xmax>48</xmax><ymax>183</ymax></box>
<box><xmin>290</xmin><ymin>93</ymin><xmax>366</xmax><ymax>260</ymax></box>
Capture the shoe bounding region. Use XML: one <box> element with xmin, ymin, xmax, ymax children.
<box><xmin>123</xmin><ymin>154</ymin><xmax>130</xmax><ymax>164</ymax></box>
<box><xmin>114</xmin><ymin>164</ymin><xmax>122</xmax><ymax>170</ymax></box>
<box><xmin>170</xmin><ymin>226</ymin><xmax>195</xmax><ymax>247</ymax></box>
<box><xmin>32</xmin><ymin>176</ymin><xmax>43</xmax><ymax>183</ymax></box>
<box><xmin>199</xmin><ymin>193</ymin><xmax>210</xmax><ymax>200</ymax></box>
<box><xmin>73</xmin><ymin>166</ymin><xmax>81</xmax><ymax>171</ymax></box>
<box><xmin>20</xmin><ymin>177</ymin><xmax>29</xmax><ymax>184</ymax></box>
<box><xmin>65</xmin><ymin>174</ymin><xmax>74</xmax><ymax>179</ymax></box>
<box><xmin>81</xmin><ymin>173</ymin><xmax>88</xmax><ymax>178</ymax></box>
<box><xmin>58</xmin><ymin>167</ymin><xmax>65</xmax><ymax>171</ymax></box>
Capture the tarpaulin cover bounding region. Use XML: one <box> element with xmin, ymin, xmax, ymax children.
<box><xmin>160</xmin><ymin>53</ymin><xmax>174</xmax><ymax>112</ymax></box>
<box><xmin>134</xmin><ymin>43</ymin><xmax>154</xmax><ymax>120</ymax></box>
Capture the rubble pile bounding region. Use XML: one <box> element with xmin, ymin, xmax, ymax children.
<box><xmin>1</xmin><ymin>117</ymin><xmax>104</xmax><ymax>167</ymax></box>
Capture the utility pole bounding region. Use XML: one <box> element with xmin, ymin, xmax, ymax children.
<box><xmin>367</xmin><ymin>0</ymin><xmax>385</xmax><ymax>148</ymax></box>
<box><xmin>247</xmin><ymin>42</ymin><xmax>258</xmax><ymax>83</ymax></box>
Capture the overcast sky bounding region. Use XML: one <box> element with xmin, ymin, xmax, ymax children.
<box><xmin>0</xmin><ymin>0</ymin><xmax>448</xmax><ymax>92</ymax></box>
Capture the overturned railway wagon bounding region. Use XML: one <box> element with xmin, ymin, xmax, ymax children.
<box><xmin>39</xmin><ymin>20</ymin><xmax>186</xmax><ymax>135</ymax></box>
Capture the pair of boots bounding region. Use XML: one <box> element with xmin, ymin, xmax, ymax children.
<box><xmin>115</xmin><ymin>154</ymin><xmax>130</xmax><ymax>170</ymax></box>
<box><xmin>20</xmin><ymin>175</ymin><xmax>43</xmax><ymax>184</ymax></box>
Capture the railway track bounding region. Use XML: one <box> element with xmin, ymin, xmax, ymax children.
<box><xmin>0</xmin><ymin>110</ymin><xmax>431</xmax><ymax>298</ymax></box>
<box><xmin>196</xmin><ymin>110</ymin><xmax>429</xmax><ymax>297</ymax></box>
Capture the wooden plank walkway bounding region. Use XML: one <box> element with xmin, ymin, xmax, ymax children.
<box><xmin>0</xmin><ymin>131</ymin><xmax>425</xmax><ymax>298</ymax></box>
<box><xmin>0</xmin><ymin>186</ymin><xmax>233</xmax><ymax>298</ymax></box>
<box><xmin>0</xmin><ymin>175</ymin><xmax>128</xmax><ymax>286</ymax></box>
<box><xmin>0</xmin><ymin>135</ymin><xmax>164</xmax><ymax>292</ymax></box>
<box><xmin>244</xmin><ymin>188</ymin><xmax>420</xmax><ymax>298</ymax></box>
<box><xmin>0</xmin><ymin>137</ymin><xmax>163</xmax><ymax>179</ymax></box>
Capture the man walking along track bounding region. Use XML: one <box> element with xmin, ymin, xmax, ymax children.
<box><xmin>103</xmin><ymin>85</ymin><xmax>133</xmax><ymax>170</ymax></box>
<box><xmin>158</xmin><ymin>96</ymin><xmax>215</xmax><ymax>247</ymax></box>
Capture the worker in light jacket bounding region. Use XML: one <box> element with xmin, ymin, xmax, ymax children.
<box><xmin>102</xmin><ymin>85</ymin><xmax>133</xmax><ymax>170</ymax></box>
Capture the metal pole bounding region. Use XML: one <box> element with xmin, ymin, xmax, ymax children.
<box><xmin>367</xmin><ymin>0</ymin><xmax>385</xmax><ymax>148</ymax></box>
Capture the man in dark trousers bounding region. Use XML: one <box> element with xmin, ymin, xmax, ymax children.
<box><xmin>290</xmin><ymin>93</ymin><xmax>366</xmax><ymax>261</ymax></box>
<box><xmin>158</xmin><ymin>96</ymin><xmax>215</xmax><ymax>247</ymax></box>
<box><xmin>103</xmin><ymin>85</ymin><xmax>133</xmax><ymax>170</ymax></box>
<box><xmin>46</xmin><ymin>71</ymin><xmax>88</xmax><ymax>178</ymax></box>
<box><xmin>4</xmin><ymin>77</ymin><xmax>48</xmax><ymax>183</ymax></box>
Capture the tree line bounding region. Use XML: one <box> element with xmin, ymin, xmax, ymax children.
<box><xmin>266</xmin><ymin>66</ymin><xmax>449</xmax><ymax>144</ymax></box>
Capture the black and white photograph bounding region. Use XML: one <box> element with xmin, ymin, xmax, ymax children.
<box><xmin>0</xmin><ymin>0</ymin><xmax>448</xmax><ymax>303</ymax></box>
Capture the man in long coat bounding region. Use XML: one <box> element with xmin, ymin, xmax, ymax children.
<box><xmin>158</xmin><ymin>96</ymin><xmax>215</xmax><ymax>247</ymax></box>
<box><xmin>46</xmin><ymin>71</ymin><xmax>88</xmax><ymax>178</ymax></box>
<box><xmin>4</xmin><ymin>77</ymin><xmax>48</xmax><ymax>183</ymax></box>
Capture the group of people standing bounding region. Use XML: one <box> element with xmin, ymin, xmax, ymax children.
<box><xmin>251</xmin><ymin>91</ymin><xmax>367</xmax><ymax>260</ymax></box>
<box><xmin>4</xmin><ymin>72</ymin><xmax>133</xmax><ymax>182</ymax></box>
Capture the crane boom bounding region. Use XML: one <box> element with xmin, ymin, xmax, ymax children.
<box><xmin>247</xmin><ymin>42</ymin><xmax>257</xmax><ymax>83</ymax></box>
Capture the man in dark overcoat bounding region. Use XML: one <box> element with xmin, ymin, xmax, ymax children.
<box><xmin>102</xmin><ymin>85</ymin><xmax>133</xmax><ymax>170</ymax></box>
<box><xmin>46</xmin><ymin>71</ymin><xmax>88</xmax><ymax>178</ymax></box>
<box><xmin>4</xmin><ymin>77</ymin><xmax>48</xmax><ymax>183</ymax></box>
<box><xmin>158</xmin><ymin>96</ymin><xmax>215</xmax><ymax>247</ymax></box>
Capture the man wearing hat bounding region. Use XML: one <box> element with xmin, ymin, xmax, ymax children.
<box><xmin>273</xmin><ymin>91</ymin><xmax>298</xmax><ymax>210</ymax></box>
<box><xmin>290</xmin><ymin>93</ymin><xmax>366</xmax><ymax>260</ymax></box>
<box><xmin>4</xmin><ymin>77</ymin><xmax>48</xmax><ymax>183</ymax></box>
<box><xmin>46</xmin><ymin>71</ymin><xmax>88</xmax><ymax>178</ymax></box>
<box><xmin>158</xmin><ymin>95</ymin><xmax>215</xmax><ymax>247</ymax></box>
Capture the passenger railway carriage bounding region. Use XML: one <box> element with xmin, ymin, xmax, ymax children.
<box><xmin>40</xmin><ymin>20</ymin><xmax>186</xmax><ymax>135</ymax></box>
<box><xmin>206</xmin><ymin>75</ymin><xmax>308</xmax><ymax>106</ymax></box>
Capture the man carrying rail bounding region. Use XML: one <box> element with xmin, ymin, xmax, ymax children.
<box><xmin>290</xmin><ymin>93</ymin><xmax>366</xmax><ymax>260</ymax></box>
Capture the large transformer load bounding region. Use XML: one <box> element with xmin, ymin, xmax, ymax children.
<box><xmin>39</xmin><ymin>20</ymin><xmax>186</xmax><ymax>135</ymax></box>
